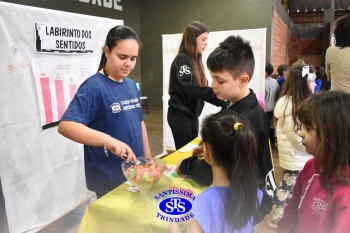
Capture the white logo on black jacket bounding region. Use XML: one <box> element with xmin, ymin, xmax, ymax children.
<box><xmin>179</xmin><ymin>65</ymin><xmax>191</xmax><ymax>76</ymax></box>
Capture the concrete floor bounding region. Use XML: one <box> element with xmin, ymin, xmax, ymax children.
<box><xmin>1</xmin><ymin>109</ymin><xmax>281</xmax><ymax>233</ymax></box>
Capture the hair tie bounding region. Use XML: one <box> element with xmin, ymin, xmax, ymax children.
<box><xmin>234</xmin><ymin>123</ymin><xmax>243</xmax><ymax>131</ymax></box>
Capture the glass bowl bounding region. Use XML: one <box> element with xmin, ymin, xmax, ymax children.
<box><xmin>121</xmin><ymin>157</ymin><xmax>166</xmax><ymax>206</ymax></box>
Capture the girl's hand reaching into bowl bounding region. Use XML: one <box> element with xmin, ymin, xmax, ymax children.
<box><xmin>105</xmin><ymin>136</ymin><xmax>136</xmax><ymax>162</ymax></box>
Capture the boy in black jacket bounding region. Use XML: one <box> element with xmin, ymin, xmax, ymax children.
<box><xmin>177</xmin><ymin>35</ymin><xmax>276</xmax><ymax>226</ymax></box>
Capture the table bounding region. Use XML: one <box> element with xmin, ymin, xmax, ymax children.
<box><xmin>78</xmin><ymin>138</ymin><xmax>204</xmax><ymax>233</ymax></box>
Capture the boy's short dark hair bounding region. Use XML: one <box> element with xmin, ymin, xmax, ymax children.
<box><xmin>207</xmin><ymin>35</ymin><xmax>255</xmax><ymax>80</ymax></box>
<box><xmin>265</xmin><ymin>63</ymin><xmax>274</xmax><ymax>75</ymax></box>
<box><xmin>277</xmin><ymin>64</ymin><xmax>288</xmax><ymax>76</ymax></box>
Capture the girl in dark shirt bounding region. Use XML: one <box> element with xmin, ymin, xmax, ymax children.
<box><xmin>167</xmin><ymin>21</ymin><xmax>224</xmax><ymax>150</ymax></box>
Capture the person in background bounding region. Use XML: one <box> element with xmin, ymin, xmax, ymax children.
<box><xmin>167</xmin><ymin>21</ymin><xmax>224</xmax><ymax>150</ymax></box>
<box><xmin>314</xmin><ymin>66</ymin><xmax>324</xmax><ymax>93</ymax></box>
<box><xmin>277</xmin><ymin>64</ymin><xmax>289</xmax><ymax>91</ymax></box>
<box><xmin>264</xmin><ymin>62</ymin><xmax>280</xmax><ymax>148</ymax></box>
<box><xmin>292</xmin><ymin>59</ymin><xmax>306</xmax><ymax>66</ymax></box>
<box><xmin>325</xmin><ymin>15</ymin><xmax>350</xmax><ymax>93</ymax></box>
<box><xmin>267</xmin><ymin>65</ymin><xmax>315</xmax><ymax>229</ymax></box>
<box><xmin>58</xmin><ymin>25</ymin><xmax>152</xmax><ymax>198</ymax></box>
<box><xmin>171</xmin><ymin>110</ymin><xmax>263</xmax><ymax>233</ymax></box>
<box><xmin>177</xmin><ymin>35</ymin><xmax>275</xmax><ymax>228</ymax></box>
<box><xmin>278</xmin><ymin>91</ymin><xmax>350</xmax><ymax>233</ymax></box>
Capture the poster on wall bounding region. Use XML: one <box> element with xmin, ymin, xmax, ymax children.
<box><xmin>35</xmin><ymin>22</ymin><xmax>95</xmax><ymax>54</ymax></box>
<box><xmin>31</xmin><ymin>58</ymin><xmax>98</xmax><ymax>129</ymax></box>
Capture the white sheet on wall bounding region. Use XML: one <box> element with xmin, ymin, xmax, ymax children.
<box><xmin>162</xmin><ymin>28</ymin><xmax>266</xmax><ymax>150</ymax></box>
<box><xmin>0</xmin><ymin>2</ymin><xmax>123</xmax><ymax>233</ymax></box>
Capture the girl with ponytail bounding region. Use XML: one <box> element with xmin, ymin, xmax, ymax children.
<box><xmin>58</xmin><ymin>25</ymin><xmax>152</xmax><ymax>198</ymax></box>
<box><xmin>173</xmin><ymin>110</ymin><xmax>262</xmax><ymax>232</ymax></box>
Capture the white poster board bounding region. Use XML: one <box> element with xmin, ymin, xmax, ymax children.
<box><xmin>0</xmin><ymin>2</ymin><xmax>123</xmax><ymax>233</ymax></box>
<box><xmin>162</xmin><ymin>28</ymin><xmax>266</xmax><ymax>150</ymax></box>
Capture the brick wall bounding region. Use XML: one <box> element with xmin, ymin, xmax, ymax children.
<box><xmin>288</xmin><ymin>38</ymin><xmax>323</xmax><ymax>65</ymax></box>
<box><xmin>272</xmin><ymin>12</ymin><xmax>290</xmax><ymax>75</ymax></box>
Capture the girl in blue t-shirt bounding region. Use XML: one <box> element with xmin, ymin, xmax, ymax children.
<box><xmin>172</xmin><ymin>110</ymin><xmax>262</xmax><ymax>233</ymax></box>
<box><xmin>58</xmin><ymin>25</ymin><xmax>152</xmax><ymax>198</ymax></box>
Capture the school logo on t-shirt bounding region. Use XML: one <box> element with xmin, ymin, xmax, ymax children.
<box><xmin>110</xmin><ymin>103</ymin><xmax>122</xmax><ymax>113</ymax></box>
<box><xmin>311</xmin><ymin>197</ymin><xmax>327</xmax><ymax>218</ymax></box>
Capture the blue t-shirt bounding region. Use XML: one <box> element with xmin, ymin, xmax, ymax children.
<box><xmin>277</xmin><ymin>76</ymin><xmax>285</xmax><ymax>86</ymax></box>
<box><xmin>314</xmin><ymin>79</ymin><xmax>322</xmax><ymax>92</ymax></box>
<box><xmin>61</xmin><ymin>72</ymin><xmax>144</xmax><ymax>194</ymax></box>
<box><xmin>192</xmin><ymin>186</ymin><xmax>263</xmax><ymax>233</ymax></box>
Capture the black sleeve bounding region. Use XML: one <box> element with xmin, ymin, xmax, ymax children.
<box><xmin>205</xmin><ymin>95</ymin><xmax>225</xmax><ymax>107</ymax></box>
<box><xmin>178</xmin><ymin>156</ymin><xmax>213</xmax><ymax>186</ymax></box>
<box><xmin>174</xmin><ymin>56</ymin><xmax>224</xmax><ymax>107</ymax></box>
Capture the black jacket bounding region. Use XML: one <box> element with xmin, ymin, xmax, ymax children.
<box><xmin>179</xmin><ymin>89</ymin><xmax>276</xmax><ymax>224</ymax></box>
<box><xmin>168</xmin><ymin>52</ymin><xmax>224</xmax><ymax>118</ymax></box>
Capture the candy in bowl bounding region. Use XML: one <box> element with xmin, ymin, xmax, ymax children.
<box><xmin>121</xmin><ymin>157</ymin><xmax>166</xmax><ymax>206</ymax></box>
